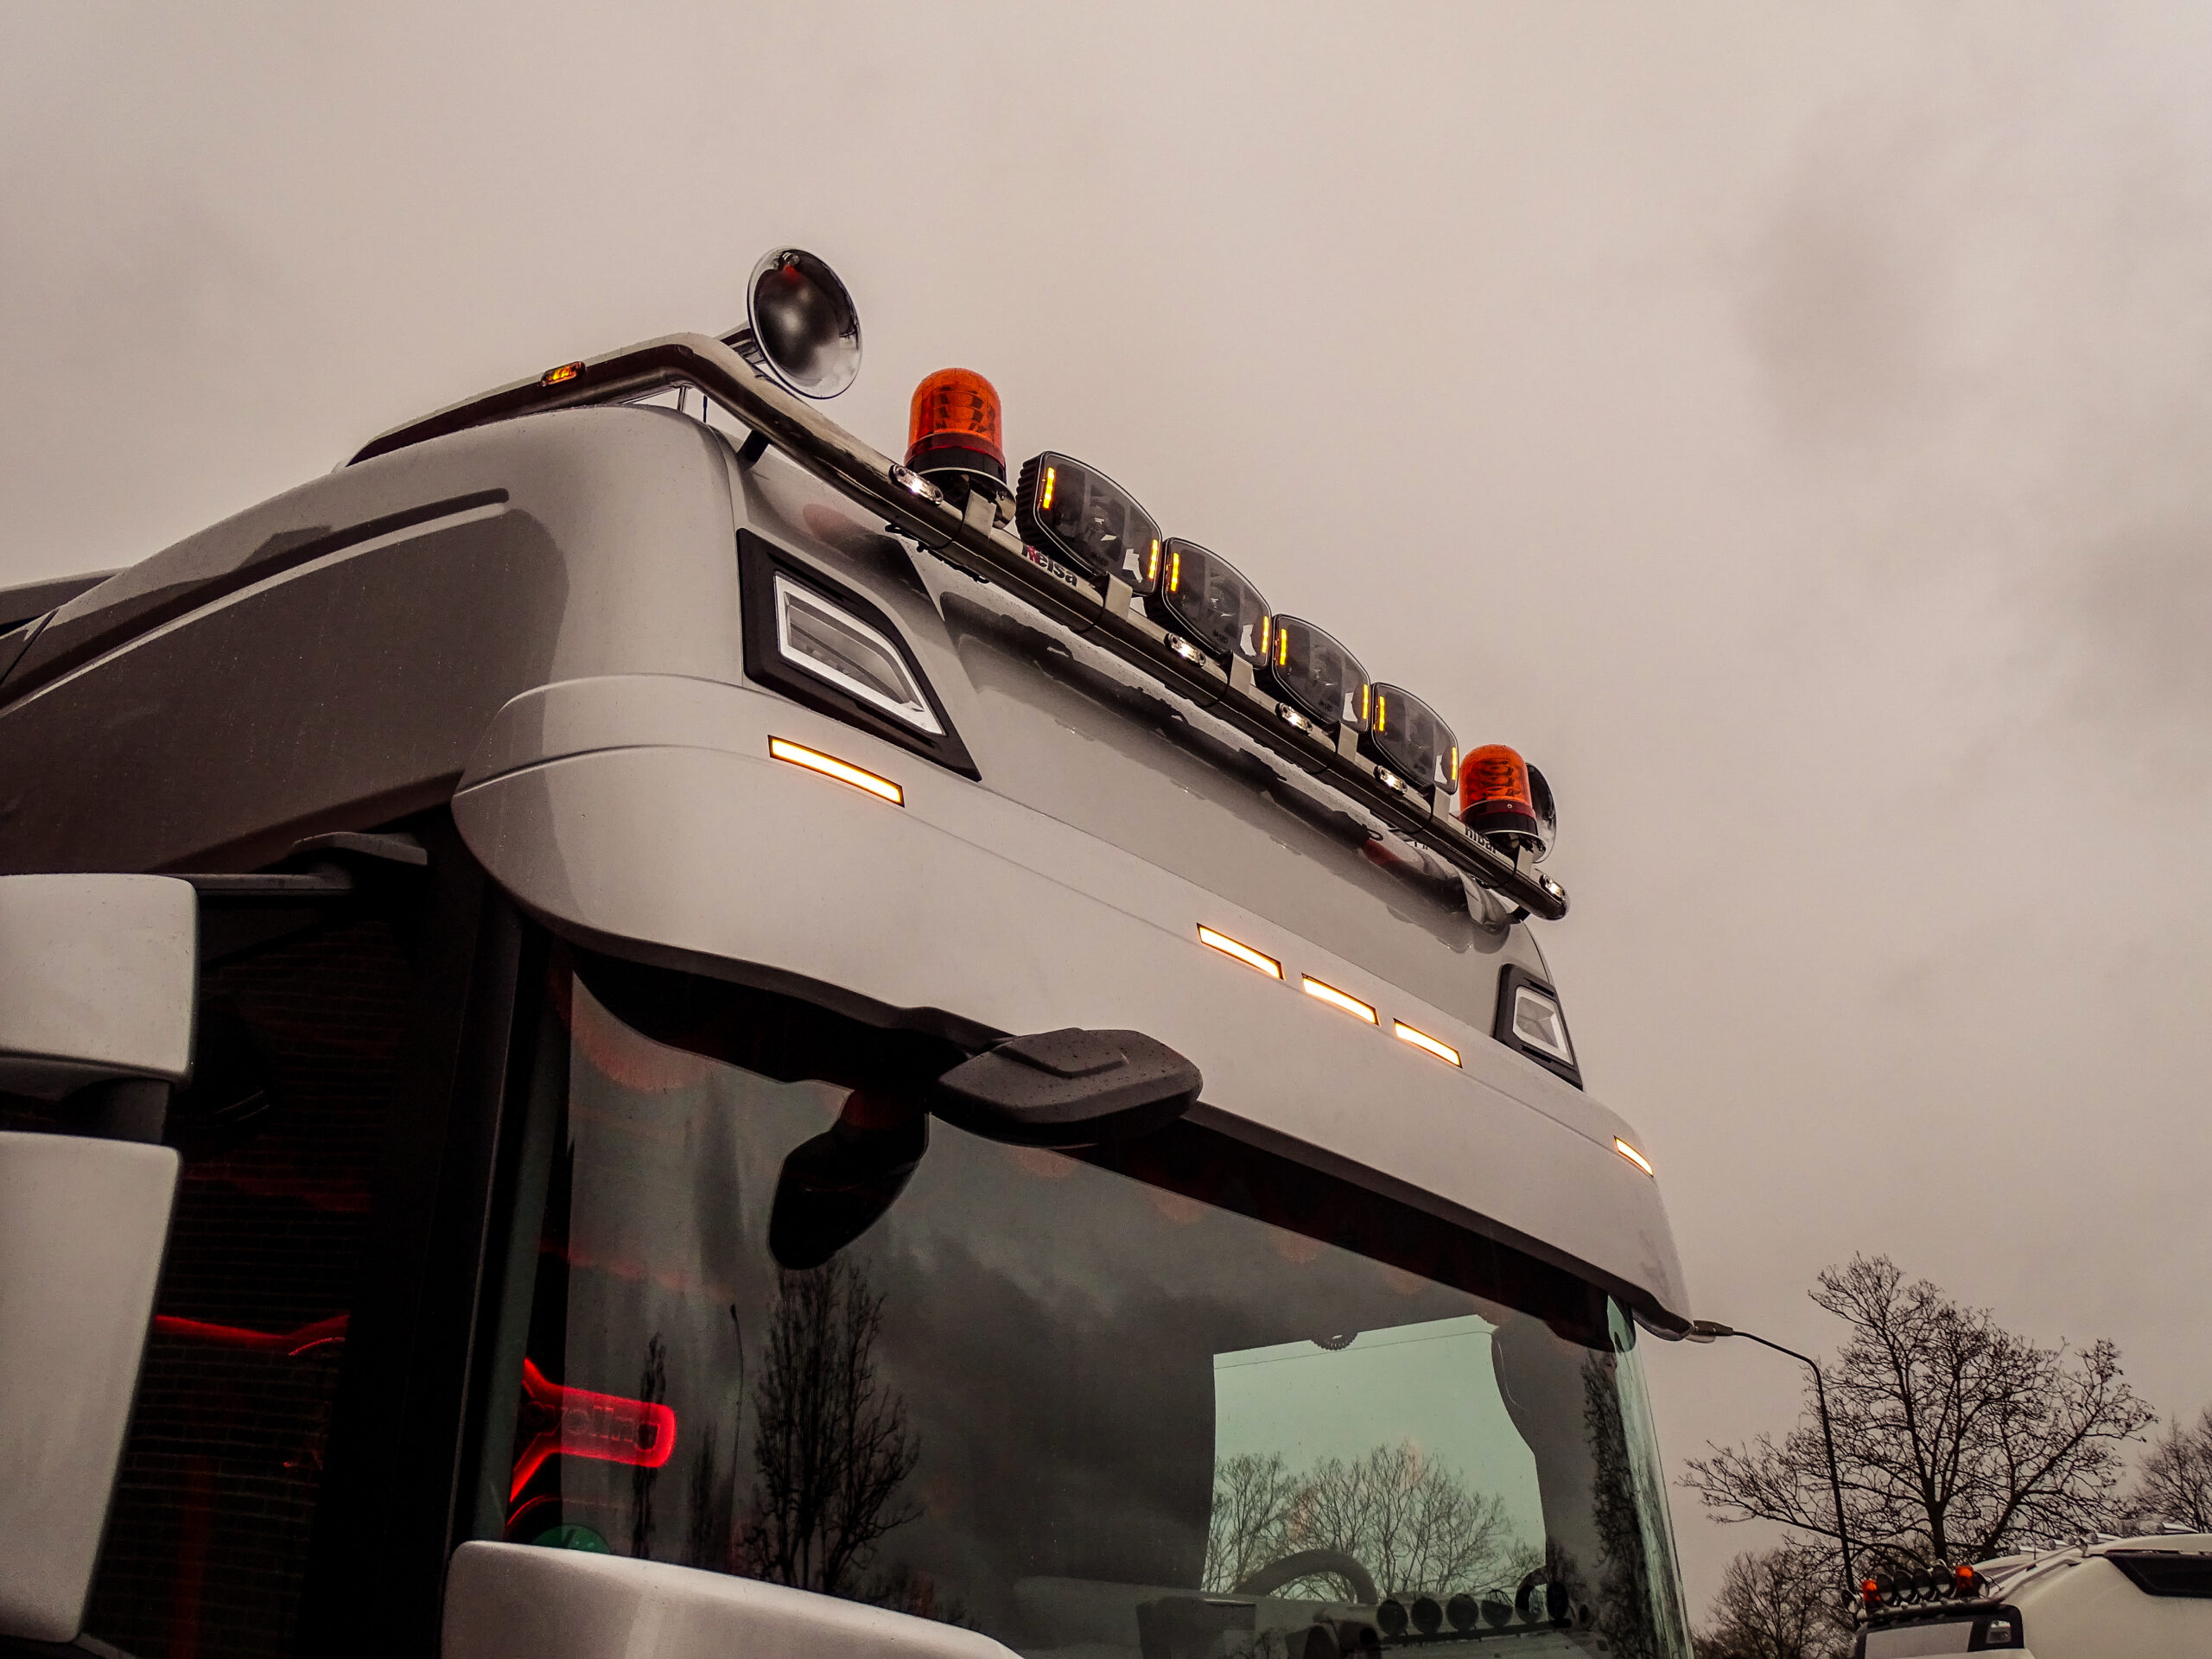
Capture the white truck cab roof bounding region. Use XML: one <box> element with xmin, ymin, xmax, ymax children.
<box><xmin>1856</xmin><ymin>1533</ymin><xmax>2212</xmax><ymax>1658</ymax></box>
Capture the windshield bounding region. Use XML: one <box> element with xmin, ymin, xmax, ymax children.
<box><xmin>474</xmin><ymin>952</ymin><xmax>1690</xmax><ymax>1659</ymax></box>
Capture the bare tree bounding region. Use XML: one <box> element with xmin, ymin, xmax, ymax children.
<box><xmin>1203</xmin><ymin>1442</ymin><xmax>1530</xmax><ymax>1599</ymax></box>
<box><xmin>1295</xmin><ymin>1442</ymin><xmax>1522</xmax><ymax>1596</ymax></box>
<box><xmin>1694</xmin><ymin>1545</ymin><xmax>1851</xmax><ymax>1659</ymax></box>
<box><xmin>630</xmin><ymin>1333</ymin><xmax>667</xmax><ymax>1560</ymax></box>
<box><xmin>741</xmin><ymin>1261</ymin><xmax>921</xmax><ymax>1596</ymax></box>
<box><xmin>1683</xmin><ymin>1256</ymin><xmax>2153</xmax><ymax>1571</ymax></box>
<box><xmin>1205</xmin><ymin>1452</ymin><xmax>1305</xmax><ymax>1593</ymax></box>
<box><xmin>2120</xmin><ymin>1404</ymin><xmax>2212</xmax><ymax>1533</ymax></box>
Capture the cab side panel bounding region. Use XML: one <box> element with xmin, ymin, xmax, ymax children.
<box><xmin>0</xmin><ymin>410</ymin><xmax>741</xmax><ymax>876</ymax></box>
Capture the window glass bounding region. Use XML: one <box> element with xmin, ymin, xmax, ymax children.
<box><xmin>486</xmin><ymin>958</ymin><xmax>1691</xmax><ymax>1659</ymax></box>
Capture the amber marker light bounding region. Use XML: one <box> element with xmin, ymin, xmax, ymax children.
<box><xmin>1393</xmin><ymin>1021</ymin><xmax>1462</xmax><ymax>1067</ymax></box>
<box><xmin>1301</xmin><ymin>976</ymin><xmax>1377</xmax><ymax>1025</ymax></box>
<box><xmin>1613</xmin><ymin>1137</ymin><xmax>1655</xmax><ymax>1178</ymax></box>
<box><xmin>768</xmin><ymin>737</ymin><xmax>904</xmax><ymax>805</ymax></box>
<box><xmin>1197</xmin><ymin>925</ymin><xmax>1281</xmax><ymax>979</ymax></box>
<box><xmin>541</xmin><ymin>360</ymin><xmax>585</xmax><ymax>386</ymax></box>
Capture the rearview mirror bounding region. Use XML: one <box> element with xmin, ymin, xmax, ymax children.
<box><xmin>769</xmin><ymin>1092</ymin><xmax>929</xmax><ymax>1271</ymax></box>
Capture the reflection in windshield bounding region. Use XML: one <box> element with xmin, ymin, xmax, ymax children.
<box><xmin>742</xmin><ymin>1259</ymin><xmax>923</xmax><ymax>1596</ymax></box>
<box><xmin>480</xmin><ymin>958</ymin><xmax>1690</xmax><ymax>1658</ymax></box>
<box><xmin>1205</xmin><ymin>1319</ymin><xmax>1545</xmax><ymax>1604</ymax></box>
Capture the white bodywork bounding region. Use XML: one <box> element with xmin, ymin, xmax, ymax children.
<box><xmin>0</xmin><ymin>1134</ymin><xmax>179</xmax><ymax>1641</ymax></box>
<box><xmin>1857</xmin><ymin>1535</ymin><xmax>2212</xmax><ymax>1658</ymax></box>
<box><xmin>0</xmin><ymin>873</ymin><xmax>195</xmax><ymax>1098</ymax></box>
<box><xmin>443</xmin><ymin>1542</ymin><xmax>1020</xmax><ymax>1659</ymax></box>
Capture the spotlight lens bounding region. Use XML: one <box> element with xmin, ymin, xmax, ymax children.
<box><xmin>1014</xmin><ymin>453</ymin><xmax>1163</xmax><ymax>593</ymax></box>
<box><xmin>1262</xmin><ymin>614</ymin><xmax>1370</xmax><ymax>734</ymax></box>
<box><xmin>1146</xmin><ymin>540</ymin><xmax>1271</xmax><ymax>665</ymax></box>
<box><xmin>1363</xmin><ymin>683</ymin><xmax>1459</xmax><ymax>792</ymax></box>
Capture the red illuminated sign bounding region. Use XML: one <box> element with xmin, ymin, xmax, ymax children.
<box><xmin>509</xmin><ymin>1357</ymin><xmax>677</xmax><ymax>1501</ymax></box>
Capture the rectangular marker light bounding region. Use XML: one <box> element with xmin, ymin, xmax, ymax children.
<box><xmin>769</xmin><ymin>737</ymin><xmax>904</xmax><ymax>805</ymax></box>
<box><xmin>1301</xmin><ymin>976</ymin><xmax>1377</xmax><ymax>1025</ymax></box>
<box><xmin>1198</xmin><ymin>925</ymin><xmax>1281</xmax><ymax>979</ymax></box>
<box><xmin>1393</xmin><ymin>1020</ymin><xmax>1462</xmax><ymax>1067</ymax></box>
<box><xmin>1614</xmin><ymin>1137</ymin><xmax>1655</xmax><ymax>1178</ymax></box>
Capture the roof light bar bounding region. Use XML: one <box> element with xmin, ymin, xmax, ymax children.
<box><xmin>1614</xmin><ymin>1137</ymin><xmax>1655</xmax><ymax>1178</ymax></box>
<box><xmin>1197</xmin><ymin>925</ymin><xmax>1281</xmax><ymax>979</ymax></box>
<box><xmin>1301</xmin><ymin>976</ymin><xmax>1377</xmax><ymax>1024</ymax></box>
<box><xmin>345</xmin><ymin>326</ymin><xmax>1571</xmax><ymax>920</ymax></box>
<box><xmin>1393</xmin><ymin>1021</ymin><xmax>1462</xmax><ymax>1067</ymax></box>
<box><xmin>768</xmin><ymin>736</ymin><xmax>904</xmax><ymax>804</ymax></box>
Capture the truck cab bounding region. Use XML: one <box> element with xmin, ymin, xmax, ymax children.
<box><xmin>1854</xmin><ymin>1535</ymin><xmax>2212</xmax><ymax>1656</ymax></box>
<box><xmin>0</xmin><ymin>252</ymin><xmax>1694</xmax><ymax>1659</ymax></box>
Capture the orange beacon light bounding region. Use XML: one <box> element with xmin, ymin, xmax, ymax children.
<box><xmin>1459</xmin><ymin>744</ymin><xmax>1539</xmax><ymax>842</ymax></box>
<box><xmin>906</xmin><ymin>368</ymin><xmax>1005</xmax><ymax>488</ymax></box>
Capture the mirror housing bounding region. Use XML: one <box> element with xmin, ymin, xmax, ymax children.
<box><xmin>928</xmin><ymin>1028</ymin><xmax>1201</xmax><ymax>1148</ymax></box>
<box><xmin>0</xmin><ymin>874</ymin><xmax>196</xmax><ymax>1642</ymax></box>
<box><xmin>766</xmin><ymin>1027</ymin><xmax>1201</xmax><ymax>1268</ymax></box>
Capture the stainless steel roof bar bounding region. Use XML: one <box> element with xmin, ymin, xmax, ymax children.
<box><xmin>349</xmin><ymin>335</ymin><xmax>1569</xmax><ymax>920</ymax></box>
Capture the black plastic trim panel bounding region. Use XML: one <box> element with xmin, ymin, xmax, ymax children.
<box><xmin>737</xmin><ymin>530</ymin><xmax>979</xmax><ymax>779</ymax></box>
<box><xmin>1493</xmin><ymin>963</ymin><xmax>1582</xmax><ymax>1090</ymax></box>
<box><xmin>0</xmin><ymin>492</ymin><xmax>507</xmax><ymax>707</ymax></box>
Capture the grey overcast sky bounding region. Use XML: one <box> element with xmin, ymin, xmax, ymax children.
<box><xmin>7</xmin><ymin>0</ymin><xmax>2211</xmax><ymax>1616</ymax></box>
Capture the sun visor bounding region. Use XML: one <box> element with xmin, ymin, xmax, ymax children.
<box><xmin>453</xmin><ymin>673</ymin><xmax>1691</xmax><ymax>1327</ymax></box>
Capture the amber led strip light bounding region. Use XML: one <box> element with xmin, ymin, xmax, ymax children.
<box><xmin>1392</xmin><ymin>1021</ymin><xmax>1461</xmax><ymax>1067</ymax></box>
<box><xmin>1614</xmin><ymin>1137</ymin><xmax>1655</xmax><ymax>1177</ymax></box>
<box><xmin>769</xmin><ymin>737</ymin><xmax>904</xmax><ymax>804</ymax></box>
<box><xmin>1301</xmin><ymin>976</ymin><xmax>1376</xmax><ymax>1025</ymax></box>
<box><xmin>1197</xmin><ymin>925</ymin><xmax>1281</xmax><ymax>979</ymax></box>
